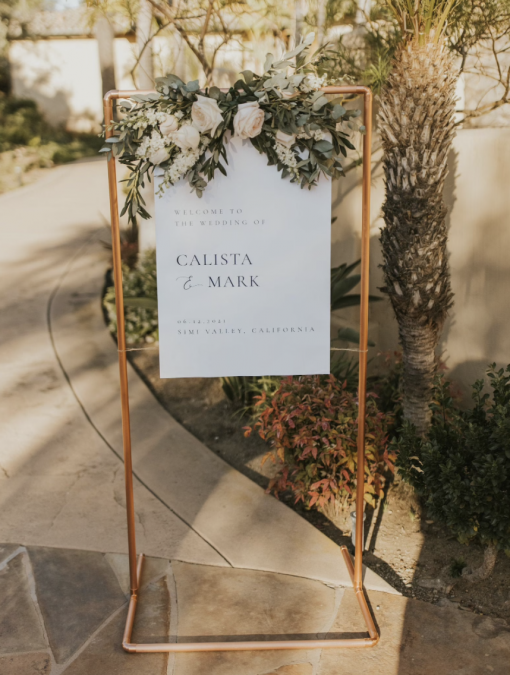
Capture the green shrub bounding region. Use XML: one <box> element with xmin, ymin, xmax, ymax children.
<box><xmin>245</xmin><ymin>374</ymin><xmax>396</xmax><ymax>509</ymax></box>
<box><xmin>0</xmin><ymin>94</ymin><xmax>102</xmax><ymax>161</ymax></box>
<box><xmin>397</xmin><ymin>364</ymin><xmax>510</xmax><ymax>579</ymax></box>
<box><xmin>103</xmin><ymin>249</ymin><xmax>158</xmax><ymax>345</ymax></box>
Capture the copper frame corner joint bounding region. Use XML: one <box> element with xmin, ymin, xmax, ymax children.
<box><xmin>103</xmin><ymin>86</ymin><xmax>377</xmax><ymax>653</ymax></box>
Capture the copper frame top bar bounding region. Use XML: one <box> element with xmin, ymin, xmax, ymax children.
<box><xmin>103</xmin><ymin>85</ymin><xmax>376</xmax><ymax>653</ymax></box>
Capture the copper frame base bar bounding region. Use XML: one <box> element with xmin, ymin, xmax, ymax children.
<box><xmin>103</xmin><ymin>85</ymin><xmax>377</xmax><ymax>654</ymax></box>
<box><xmin>122</xmin><ymin>548</ymin><xmax>378</xmax><ymax>652</ymax></box>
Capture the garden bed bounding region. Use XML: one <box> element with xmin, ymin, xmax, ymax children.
<box><xmin>128</xmin><ymin>347</ymin><xmax>510</xmax><ymax>623</ymax></box>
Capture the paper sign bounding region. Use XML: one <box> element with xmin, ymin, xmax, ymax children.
<box><xmin>154</xmin><ymin>136</ymin><xmax>331</xmax><ymax>378</ymax></box>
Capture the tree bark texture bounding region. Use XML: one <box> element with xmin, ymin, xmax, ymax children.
<box><xmin>378</xmin><ymin>42</ymin><xmax>456</xmax><ymax>435</ymax></box>
<box><xmin>316</xmin><ymin>0</ymin><xmax>326</xmax><ymax>47</ymax></box>
<box><xmin>136</xmin><ymin>0</ymin><xmax>154</xmax><ymax>89</ymax></box>
<box><xmin>94</xmin><ymin>16</ymin><xmax>116</xmax><ymax>97</ymax></box>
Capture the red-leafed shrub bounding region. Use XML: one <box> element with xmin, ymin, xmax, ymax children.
<box><xmin>245</xmin><ymin>375</ymin><xmax>396</xmax><ymax>510</ymax></box>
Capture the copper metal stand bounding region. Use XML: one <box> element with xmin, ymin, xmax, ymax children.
<box><xmin>103</xmin><ymin>85</ymin><xmax>377</xmax><ymax>653</ymax></box>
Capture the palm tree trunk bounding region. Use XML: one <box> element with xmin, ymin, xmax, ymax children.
<box><xmin>378</xmin><ymin>41</ymin><xmax>456</xmax><ymax>435</ymax></box>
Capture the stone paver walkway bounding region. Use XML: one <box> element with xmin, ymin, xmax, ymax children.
<box><xmin>1</xmin><ymin>160</ymin><xmax>509</xmax><ymax>674</ymax></box>
<box><xmin>2</xmin><ymin>543</ymin><xmax>509</xmax><ymax>675</ymax></box>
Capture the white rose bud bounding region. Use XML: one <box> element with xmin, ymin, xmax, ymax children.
<box><xmin>192</xmin><ymin>95</ymin><xmax>224</xmax><ymax>136</ymax></box>
<box><xmin>149</xmin><ymin>148</ymin><xmax>170</xmax><ymax>165</ymax></box>
<box><xmin>233</xmin><ymin>101</ymin><xmax>264</xmax><ymax>140</ymax></box>
<box><xmin>275</xmin><ymin>130</ymin><xmax>295</xmax><ymax>148</ymax></box>
<box><xmin>159</xmin><ymin>113</ymin><xmax>179</xmax><ymax>136</ymax></box>
<box><xmin>172</xmin><ymin>125</ymin><xmax>200</xmax><ymax>151</ymax></box>
<box><xmin>281</xmin><ymin>89</ymin><xmax>298</xmax><ymax>100</ymax></box>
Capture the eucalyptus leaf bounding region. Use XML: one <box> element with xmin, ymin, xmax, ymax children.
<box><xmin>332</xmin><ymin>104</ymin><xmax>346</xmax><ymax>119</ymax></box>
<box><xmin>312</xmin><ymin>96</ymin><xmax>329</xmax><ymax>111</ymax></box>
<box><xmin>264</xmin><ymin>53</ymin><xmax>274</xmax><ymax>72</ymax></box>
<box><xmin>314</xmin><ymin>140</ymin><xmax>333</xmax><ymax>152</ymax></box>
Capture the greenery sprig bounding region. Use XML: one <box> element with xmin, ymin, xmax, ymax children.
<box><xmin>100</xmin><ymin>33</ymin><xmax>363</xmax><ymax>226</ymax></box>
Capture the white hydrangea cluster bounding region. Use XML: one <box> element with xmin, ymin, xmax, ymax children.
<box><xmin>130</xmin><ymin>111</ymin><xmax>149</xmax><ymax>131</ymax></box>
<box><xmin>145</xmin><ymin>109</ymin><xmax>171</xmax><ymax>126</ymax></box>
<box><xmin>297</xmin><ymin>128</ymin><xmax>327</xmax><ymax>141</ymax></box>
<box><xmin>300</xmin><ymin>74</ymin><xmax>327</xmax><ymax>93</ymax></box>
<box><xmin>136</xmin><ymin>130</ymin><xmax>166</xmax><ymax>159</ymax></box>
<box><xmin>274</xmin><ymin>142</ymin><xmax>299</xmax><ymax>178</ymax></box>
<box><xmin>164</xmin><ymin>147</ymin><xmax>201</xmax><ymax>185</ymax></box>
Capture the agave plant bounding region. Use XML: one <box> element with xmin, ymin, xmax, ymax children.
<box><xmin>378</xmin><ymin>0</ymin><xmax>457</xmax><ymax>434</ymax></box>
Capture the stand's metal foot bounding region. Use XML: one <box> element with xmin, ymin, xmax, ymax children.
<box><xmin>122</xmin><ymin>548</ymin><xmax>379</xmax><ymax>653</ymax></box>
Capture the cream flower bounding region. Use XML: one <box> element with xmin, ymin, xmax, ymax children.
<box><xmin>275</xmin><ymin>130</ymin><xmax>295</xmax><ymax>148</ymax></box>
<box><xmin>159</xmin><ymin>113</ymin><xmax>179</xmax><ymax>136</ymax></box>
<box><xmin>149</xmin><ymin>148</ymin><xmax>170</xmax><ymax>165</ymax></box>
<box><xmin>233</xmin><ymin>101</ymin><xmax>264</xmax><ymax>139</ymax></box>
<box><xmin>281</xmin><ymin>89</ymin><xmax>298</xmax><ymax>100</ymax></box>
<box><xmin>172</xmin><ymin>124</ymin><xmax>200</xmax><ymax>151</ymax></box>
<box><xmin>192</xmin><ymin>95</ymin><xmax>223</xmax><ymax>136</ymax></box>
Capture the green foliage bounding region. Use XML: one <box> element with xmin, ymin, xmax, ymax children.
<box><xmin>246</xmin><ymin>374</ymin><xmax>396</xmax><ymax>509</ymax></box>
<box><xmin>384</xmin><ymin>0</ymin><xmax>458</xmax><ymax>43</ymax></box>
<box><xmin>103</xmin><ymin>249</ymin><xmax>159</xmax><ymax>345</ymax></box>
<box><xmin>0</xmin><ymin>95</ymin><xmax>102</xmax><ymax>162</ymax></box>
<box><xmin>449</xmin><ymin>557</ymin><xmax>467</xmax><ymax>577</ymax></box>
<box><xmin>371</xmin><ymin>351</ymin><xmax>403</xmax><ymax>423</ymax></box>
<box><xmin>220</xmin><ymin>376</ymin><xmax>256</xmax><ymax>406</ymax></box>
<box><xmin>397</xmin><ymin>364</ymin><xmax>510</xmax><ymax>552</ymax></box>
<box><xmin>102</xmin><ymin>35</ymin><xmax>361</xmax><ymax>227</ymax></box>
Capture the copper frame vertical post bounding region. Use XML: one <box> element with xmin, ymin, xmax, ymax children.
<box><xmin>103</xmin><ymin>86</ymin><xmax>377</xmax><ymax>653</ymax></box>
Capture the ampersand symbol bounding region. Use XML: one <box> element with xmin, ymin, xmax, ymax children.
<box><xmin>176</xmin><ymin>276</ymin><xmax>203</xmax><ymax>291</ymax></box>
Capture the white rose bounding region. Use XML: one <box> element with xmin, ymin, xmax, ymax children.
<box><xmin>149</xmin><ymin>148</ymin><xmax>170</xmax><ymax>165</ymax></box>
<box><xmin>192</xmin><ymin>95</ymin><xmax>223</xmax><ymax>136</ymax></box>
<box><xmin>233</xmin><ymin>101</ymin><xmax>264</xmax><ymax>139</ymax></box>
<box><xmin>172</xmin><ymin>125</ymin><xmax>200</xmax><ymax>151</ymax></box>
<box><xmin>159</xmin><ymin>113</ymin><xmax>179</xmax><ymax>136</ymax></box>
<box><xmin>275</xmin><ymin>130</ymin><xmax>295</xmax><ymax>148</ymax></box>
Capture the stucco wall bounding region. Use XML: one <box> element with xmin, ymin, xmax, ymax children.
<box><xmin>331</xmin><ymin>127</ymin><xmax>510</xmax><ymax>396</ymax></box>
<box><xmin>8</xmin><ymin>34</ymin><xmax>273</xmax><ymax>132</ymax></box>
<box><xmin>10</xmin><ymin>39</ymin><xmax>103</xmax><ymax>132</ymax></box>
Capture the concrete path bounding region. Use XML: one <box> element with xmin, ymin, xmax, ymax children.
<box><xmin>1</xmin><ymin>160</ymin><xmax>508</xmax><ymax>674</ymax></box>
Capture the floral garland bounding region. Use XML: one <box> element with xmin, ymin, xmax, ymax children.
<box><xmin>101</xmin><ymin>34</ymin><xmax>363</xmax><ymax>225</ymax></box>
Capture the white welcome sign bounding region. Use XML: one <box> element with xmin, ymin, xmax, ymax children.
<box><xmin>154</xmin><ymin>136</ymin><xmax>331</xmax><ymax>378</ymax></box>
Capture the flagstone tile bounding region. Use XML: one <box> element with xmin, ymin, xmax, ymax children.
<box><xmin>0</xmin><ymin>553</ymin><xmax>47</xmax><ymax>654</ymax></box>
<box><xmin>0</xmin><ymin>651</ymin><xmax>51</xmax><ymax>675</ymax></box>
<box><xmin>27</xmin><ymin>546</ymin><xmax>126</xmax><ymax>663</ymax></box>
<box><xmin>317</xmin><ymin>589</ymin><xmax>510</xmax><ymax>675</ymax></box>
<box><xmin>263</xmin><ymin>665</ymin><xmax>314</xmax><ymax>675</ymax></box>
<box><xmin>171</xmin><ymin>561</ymin><xmax>336</xmax><ymax>675</ymax></box>
<box><xmin>62</xmin><ymin>577</ymin><xmax>169</xmax><ymax>675</ymax></box>
<box><xmin>105</xmin><ymin>553</ymin><xmax>170</xmax><ymax>596</ymax></box>
<box><xmin>0</xmin><ymin>544</ymin><xmax>21</xmax><ymax>564</ymax></box>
